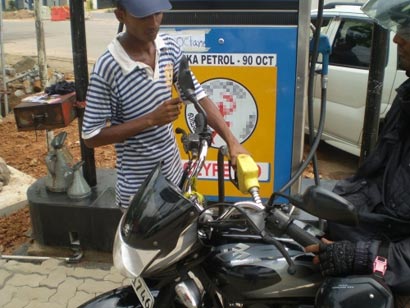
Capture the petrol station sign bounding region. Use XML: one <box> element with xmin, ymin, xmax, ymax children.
<box><xmin>166</xmin><ymin>27</ymin><xmax>296</xmax><ymax>201</ymax></box>
<box><xmin>185</xmin><ymin>53</ymin><xmax>276</xmax><ymax>67</ymax></box>
<box><xmin>182</xmin><ymin>56</ymin><xmax>276</xmax><ymax>197</ymax></box>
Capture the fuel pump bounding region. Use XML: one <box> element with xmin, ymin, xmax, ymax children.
<box><xmin>163</xmin><ymin>0</ymin><xmax>311</xmax><ymax>202</ymax></box>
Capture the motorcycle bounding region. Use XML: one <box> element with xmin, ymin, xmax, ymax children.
<box><xmin>79</xmin><ymin>56</ymin><xmax>393</xmax><ymax>308</ymax></box>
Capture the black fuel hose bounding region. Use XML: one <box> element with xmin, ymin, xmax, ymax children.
<box><xmin>268</xmin><ymin>0</ymin><xmax>326</xmax><ymax>205</ymax></box>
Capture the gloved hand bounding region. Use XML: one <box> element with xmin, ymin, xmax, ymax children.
<box><xmin>305</xmin><ymin>238</ymin><xmax>372</xmax><ymax>277</ymax></box>
<box><xmin>318</xmin><ymin>240</ymin><xmax>355</xmax><ymax>276</ymax></box>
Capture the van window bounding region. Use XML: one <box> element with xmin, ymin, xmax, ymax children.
<box><xmin>330</xmin><ymin>19</ymin><xmax>373</xmax><ymax>69</ymax></box>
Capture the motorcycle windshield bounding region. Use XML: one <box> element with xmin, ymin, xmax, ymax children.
<box><xmin>120</xmin><ymin>163</ymin><xmax>199</xmax><ymax>257</ymax></box>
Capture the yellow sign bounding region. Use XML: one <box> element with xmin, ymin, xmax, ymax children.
<box><xmin>174</xmin><ymin>65</ymin><xmax>277</xmax><ymax>200</ymax></box>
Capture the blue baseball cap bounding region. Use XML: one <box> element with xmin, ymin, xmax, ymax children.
<box><xmin>118</xmin><ymin>0</ymin><xmax>172</xmax><ymax>18</ymax></box>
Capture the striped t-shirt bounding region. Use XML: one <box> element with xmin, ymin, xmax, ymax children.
<box><xmin>82</xmin><ymin>33</ymin><xmax>206</xmax><ymax>208</ymax></box>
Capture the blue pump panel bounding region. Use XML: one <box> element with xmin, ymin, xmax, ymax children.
<box><xmin>163</xmin><ymin>0</ymin><xmax>309</xmax><ymax>201</ymax></box>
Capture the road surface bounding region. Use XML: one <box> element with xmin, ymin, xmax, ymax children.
<box><xmin>3</xmin><ymin>11</ymin><xmax>118</xmax><ymax>62</ymax></box>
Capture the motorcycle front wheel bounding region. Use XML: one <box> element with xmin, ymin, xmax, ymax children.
<box><xmin>78</xmin><ymin>285</ymin><xmax>194</xmax><ymax>308</ymax></box>
<box><xmin>78</xmin><ymin>285</ymin><xmax>142</xmax><ymax>308</ymax></box>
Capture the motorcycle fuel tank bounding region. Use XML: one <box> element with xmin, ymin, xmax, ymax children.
<box><xmin>205</xmin><ymin>241</ymin><xmax>322</xmax><ymax>300</ymax></box>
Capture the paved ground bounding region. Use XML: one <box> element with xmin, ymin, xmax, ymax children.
<box><xmin>0</xmin><ymin>257</ymin><xmax>129</xmax><ymax>308</ymax></box>
<box><xmin>0</xmin><ymin>169</ymin><xmax>128</xmax><ymax>307</ymax></box>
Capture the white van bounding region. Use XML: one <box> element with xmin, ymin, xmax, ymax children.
<box><xmin>309</xmin><ymin>3</ymin><xmax>407</xmax><ymax>156</ymax></box>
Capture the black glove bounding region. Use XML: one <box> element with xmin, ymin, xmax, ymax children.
<box><xmin>318</xmin><ymin>240</ymin><xmax>372</xmax><ymax>277</ymax></box>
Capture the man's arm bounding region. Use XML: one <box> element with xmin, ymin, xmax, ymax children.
<box><xmin>199</xmin><ymin>96</ymin><xmax>249</xmax><ymax>165</ymax></box>
<box><xmin>83</xmin><ymin>97</ymin><xmax>183</xmax><ymax>148</ymax></box>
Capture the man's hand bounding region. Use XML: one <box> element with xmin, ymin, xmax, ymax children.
<box><xmin>197</xmin><ymin>96</ymin><xmax>250</xmax><ymax>167</ymax></box>
<box><xmin>305</xmin><ymin>238</ymin><xmax>355</xmax><ymax>276</ymax></box>
<box><xmin>228</xmin><ymin>142</ymin><xmax>251</xmax><ymax>167</ymax></box>
<box><xmin>149</xmin><ymin>97</ymin><xmax>183</xmax><ymax>126</ymax></box>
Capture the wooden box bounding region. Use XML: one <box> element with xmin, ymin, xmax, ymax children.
<box><xmin>14</xmin><ymin>92</ymin><xmax>77</xmax><ymax>131</ymax></box>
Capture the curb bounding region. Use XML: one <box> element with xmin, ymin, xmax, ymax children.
<box><xmin>0</xmin><ymin>200</ymin><xmax>28</xmax><ymax>217</ymax></box>
<box><xmin>0</xmin><ymin>165</ymin><xmax>35</xmax><ymax>217</ymax></box>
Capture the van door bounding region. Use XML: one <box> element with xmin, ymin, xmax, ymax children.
<box><xmin>312</xmin><ymin>17</ymin><xmax>394</xmax><ymax>156</ymax></box>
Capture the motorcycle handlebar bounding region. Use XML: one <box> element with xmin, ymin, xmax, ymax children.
<box><xmin>286</xmin><ymin>221</ymin><xmax>321</xmax><ymax>247</ymax></box>
<box><xmin>266</xmin><ymin>209</ymin><xmax>321</xmax><ymax>248</ymax></box>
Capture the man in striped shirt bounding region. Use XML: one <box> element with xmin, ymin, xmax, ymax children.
<box><xmin>82</xmin><ymin>0</ymin><xmax>249</xmax><ymax>209</ymax></box>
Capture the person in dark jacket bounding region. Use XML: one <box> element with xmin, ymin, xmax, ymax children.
<box><xmin>305</xmin><ymin>0</ymin><xmax>410</xmax><ymax>306</ymax></box>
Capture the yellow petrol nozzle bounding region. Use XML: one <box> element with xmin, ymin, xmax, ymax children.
<box><xmin>236</xmin><ymin>154</ymin><xmax>260</xmax><ymax>194</ymax></box>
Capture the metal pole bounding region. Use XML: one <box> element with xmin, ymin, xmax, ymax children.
<box><xmin>359</xmin><ymin>24</ymin><xmax>388</xmax><ymax>164</ymax></box>
<box><xmin>34</xmin><ymin>0</ymin><xmax>48</xmax><ymax>89</ymax></box>
<box><xmin>34</xmin><ymin>0</ymin><xmax>54</xmax><ymax>151</ymax></box>
<box><xmin>0</xmin><ymin>1</ymin><xmax>8</xmax><ymax>118</ymax></box>
<box><xmin>68</xmin><ymin>0</ymin><xmax>96</xmax><ymax>187</ymax></box>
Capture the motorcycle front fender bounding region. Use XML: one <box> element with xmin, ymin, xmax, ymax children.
<box><xmin>78</xmin><ymin>285</ymin><xmax>142</xmax><ymax>308</ymax></box>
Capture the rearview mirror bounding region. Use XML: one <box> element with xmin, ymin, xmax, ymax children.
<box><xmin>177</xmin><ymin>55</ymin><xmax>208</xmax><ymax>132</ymax></box>
<box><xmin>284</xmin><ymin>186</ymin><xmax>358</xmax><ymax>226</ymax></box>
<box><xmin>178</xmin><ymin>55</ymin><xmax>197</xmax><ymax>104</ymax></box>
